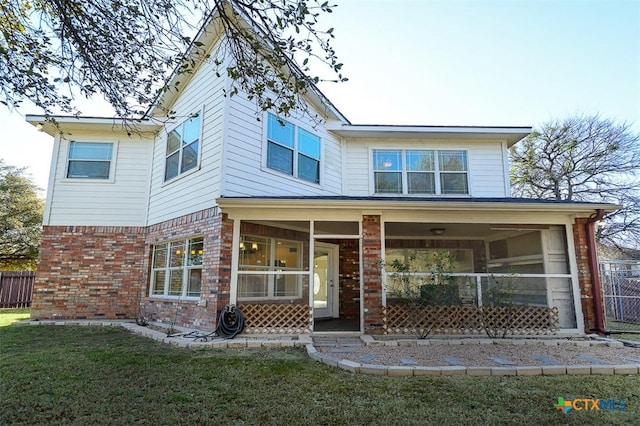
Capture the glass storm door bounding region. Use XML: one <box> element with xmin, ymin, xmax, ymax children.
<box><xmin>313</xmin><ymin>243</ymin><xmax>338</xmax><ymax>319</ymax></box>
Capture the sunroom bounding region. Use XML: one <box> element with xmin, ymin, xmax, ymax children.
<box><xmin>218</xmin><ymin>197</ymin><xmax>615</xmax><ymax>336</ymax></box>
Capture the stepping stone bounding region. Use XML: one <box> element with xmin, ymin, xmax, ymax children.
<box><xmin>312</xmin><ymin>339</ymin><xmax>338</xmax><ymax>347</ymax></box>
<box><xmin>400</xmin><ymin>357</ymin><xmax>418</xmax><ymax>366</ymax></box>
<box><xmin>533</xmin><ymin>355</ymin><xmax>561</xmax><ymax>365</ymax></box>
<box><xmin>576</xmin><ymin>354</ymin><xmax>609</xmax><ymax>365</ymax></box>
<box><xmin>444</xmin><ymin>356</ymin><xmax>464</xmax><ymax>366</ymax></box>
<box><xmin>357</xmin><ymin>354</ymin><xmax>376</xmax><ymax>363</ymax></box>
<box><xmin>487</xmin><ymin>356</ymin><xmax>516</xmax><ymax>366</ymax></box>
<box><xmin>619</xmin><ymin>355</ymin><xmax>640</xmax><ymax>363</ymax></box>
<box><xmin>330</xmin><ymin>348</ymin><xmax>355</xmax><ymax>354</ymax></box>
<box><xmin>337</xmin><ymin>338</ymin><xmax>364</xmax><ymax>346</ymax></box>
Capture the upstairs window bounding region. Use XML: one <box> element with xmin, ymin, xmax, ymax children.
<box><xmin>67</xmin><ymin>142</ymin><xmax>113</xmax><ymax>179</ymax></box>
<box><xmin>165</xmin><ymin>114</ymin><xmax>201</xmax><ymax>181</ymax></box>
<box><xmin>373</xmin><ymin>149</ymin><xmax>468</xmax><ymax>195</ymax></box>
<box><xmin>266</xmin><ymin>113</ymin><xmax>320</xmax><ymax>184</ymax></box>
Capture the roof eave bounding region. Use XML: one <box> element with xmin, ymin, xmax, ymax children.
<box><xmin>216</xmin><ymin>197</ymin><xmax>619</xmax><ymax>215</ymax></box>
<box><xmin>26</xmin><ymin>114</ymin><xmax>162</xmax><ymax>136</ymax></box>
<box><xmin>326</xmin><ymin>124</ymin><xmax>531</xmax><ymax>146</ymax></box>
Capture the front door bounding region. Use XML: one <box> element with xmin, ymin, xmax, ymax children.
<box><xmin>313</xmin><ymin>242</ymin><xmax>339</xmax><ymax>319</ymax></box>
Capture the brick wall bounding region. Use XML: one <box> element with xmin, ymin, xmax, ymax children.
<box><xmin>362</xmin><ymin>215</ymin><xmax>384</xmax><ymax>334</ymax></box>
<box><xmin>32</xmin><ymin>207</ymin><xmax>233</xmax><ymax>331</ymax></box>
<box><xmin>32</xmin><ymin>225</ymin><xmax>146</xmax><ymax>320</ymax></box>
<box><xmin>573</xmin><ymin>218</ymin><xmax>603</xmax><ymax>332</ymax></box>
<box><xmin>142</xmin><ymin>207</ymin><xmax>228</xmax><ymax>330</ymax></box>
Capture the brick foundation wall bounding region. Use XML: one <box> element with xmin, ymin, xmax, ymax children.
<box><xmin>32</xmin><ymin>226</ymin><xmax>146</xmax><ymax>320</ymax></box>
<box><xmin>362</xmin><ymin>215</ymin><xmax>384</xmax><ymax>334</ymax></box>
<box><xmin>573</xmin><ymin>218</ymin><xmax>603</xmax><ymax>332</ymax></box>
<box><xmin>142</xmin><ymin>207</ymin><xmax>229</xmax><ymax>330</ymax></box>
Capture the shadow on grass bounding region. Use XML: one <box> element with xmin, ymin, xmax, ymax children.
<box><xmin>1</xmin><ymin>325</ymin><xmax>639</xmax><ymax>425</ymax></box>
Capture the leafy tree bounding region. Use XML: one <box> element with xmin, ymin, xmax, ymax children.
<box><xmin>0</xmin><ymin>161</ymin><xmax>44</xmax><ymax>270</ymax></box>
<box><xmin>0</xmin><ymin>0</ymin><xmax>345</xmax><ymax>121</ymax></box>
<box><xmin>510</xmin><ymin>115</ymin><xmax>640</xmax><ymax>247</ymax></box>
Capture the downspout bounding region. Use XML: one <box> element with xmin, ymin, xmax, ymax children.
<box><xmin>585</xmin><ymin>209</ymin><xmax>607</xmax><ymax>334</ymax></box>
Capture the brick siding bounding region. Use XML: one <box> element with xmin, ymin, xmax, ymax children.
<box><xmin>362</xmin><ymin>215</ymin><xmax>384</xmax><ymax>334</ymax></box>
<box><xmin>32</xmin><ymin>226</ymin><xmax>146</xmax><ymax>320</ymax></box>
<box><xmin>142</xmin><ymin>207</ymin><xmax>229</xmax><ymax>330</ymax></box>
<box><xmin>32</xmin><ymin>208</ymin><xmax>232</xmax><ymax>331</ymax></box>
<box><xmin>573</xmin><ymin>218</ymin><xmax>604</xmax><ymax>332</ymax></box>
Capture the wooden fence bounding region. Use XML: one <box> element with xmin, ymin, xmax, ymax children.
<box><xmin>0</xmin><ymin>271</ymin><xmax>35</xmax><ymax>308</ymax></box>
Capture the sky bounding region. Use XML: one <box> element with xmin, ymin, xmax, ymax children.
<box><xmin>1</xmin><ymin>0</ymin><xmax>638</xmax><ymax>193</ymax></box>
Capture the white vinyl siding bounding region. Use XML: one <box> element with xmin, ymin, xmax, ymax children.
<box><xmin>146</xmin><ymin>43</ymin><xmax>227</xmax><ymax>225</ymax></box>
<box><xmin>221</xmin><ymin>91</ymin><xmax>343</xmax><ymax>197</ymax></box>
<box><xmin>45</xmin><ymin>134</ymin><xmax>153</xmax><ymax>226</ymax></box>
<box><xmin>343</xmin><ymin>139</ymin><xmax>509</xmax><ymax>197</ymax></box>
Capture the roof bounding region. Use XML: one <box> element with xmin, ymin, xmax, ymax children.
<box><xmin>25</xmin><ymin>115</ymin><xmax>162</xmax><ymax>136</ymax></box>
<box><xmin>217</xmin><ymin>196</ymin><xmax>619</xmax><ymax>214</ymax></box>
<box><xmin>24</xmin><ymin>2</ymin><xmax>532</xmax><ymax>141</ymax></box>
<box><xmin>326</xmin><ymin>124</ymin><xmax>531</xmax><ymax>146</ymax></box>
<box><xmin>146</xmin><ymin>1</ymin><xmax>350</xmax><ymax>124</ymax></box>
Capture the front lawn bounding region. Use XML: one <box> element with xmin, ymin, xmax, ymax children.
<box><xmin>1</xmin><ymin>325</ymin><xmax>639</xmax><ymax>425</ymax></box>
<box><xmin>0</xmin><ymin>308</ymin><xmax>30</xmax><ymax>327</ymax></box>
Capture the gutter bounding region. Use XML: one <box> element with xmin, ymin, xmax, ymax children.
<box><xmin>586</xmin><ymin>209</ymin><xmax>607</xmax><ymax>334</ymax></box>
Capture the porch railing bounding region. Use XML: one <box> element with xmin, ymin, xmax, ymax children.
<box><xmin>383</xmin><ymin>272</ymin><xmax>572</xmax><ymax>334</ymax></box>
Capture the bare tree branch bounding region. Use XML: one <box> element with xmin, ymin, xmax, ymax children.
<box><xmin>511</xmin><ymin>114</ymin><xmax>640</xmax><ymax>248</ymax></box>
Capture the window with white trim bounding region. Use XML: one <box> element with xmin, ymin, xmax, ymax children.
<box><xmin>150</xmin><ymin>237</ymin><xmax>203</xmax><ymax>298</ymax></box>
<box><xmin>266</xmin><ymin>113</ymin><xmax>320</xmax><ymax>184</ymax></box>
<box><xmin>237</xmin><ymin>235</ymin><xmax>303</xmax><ymax>300</ymax></box>
<box><xmin>67</xmin><ymin>142</ymin><xmax>114</xmax><ymax>179</ymax></box>
<box><xmin>165</xmin><ymin>114</ymin><xmax>201</xmax><ymax>181</ymax></box>
<box><xmin>373</xmin><ymin>149</ymin><xmax>468</xmax><ymax>195</ymax></box>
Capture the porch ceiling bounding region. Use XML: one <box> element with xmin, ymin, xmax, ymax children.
<box><xmin>385</xmin><ymin>222</ymin><xmax>544</xmax><ymax>239</ymax></box>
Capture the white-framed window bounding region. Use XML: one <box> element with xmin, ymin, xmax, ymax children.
<box><xmin>150</xmin><ymin>237</ymin><xmax>203</xmax><ymax>298</ymax></box>
<box><xmin>66</xmin><ymin>141</ymin><xmax>114</xmax><ymax>179</ymax></box>
<box><xmin>237</xmin><ymin>235</ymin><xmax>303</xmax><ymax>300</ymax></box>
<box><xmin>266</xmin><ymin>113</ymin><xmax>320</xmax><ymax>184</ymax></box>
<box><xmin>165</xmin><ymin>114</ymin><xmax>201</xmax><ymax>182</ymax></box>
<box><xmin>373</xmin><ymin>149</ymin><xmax>468</xmax><ymax>195</ymax></box>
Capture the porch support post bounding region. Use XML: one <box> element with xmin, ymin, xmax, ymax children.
<box><xmin>309</xmin><ymin>220</ymin><xmax>314</xmax><ymax>330</ymax></box>
<box><xmin>362</xmin><ymin>214</ymin><xmax>384</xmax><ymax>334</ymax></box>
<box><xmin>229</xmin><ymin>216</ymin><xmax>240</xmax><ymax>306</ymax></box>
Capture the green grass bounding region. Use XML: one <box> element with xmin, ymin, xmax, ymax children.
<box><xmin>607</xmin><ymin>320</ymin><xmax>640</xmax><ymax>341</ymax></box>
<box><xmin>0</xmin><ymin>308</ymin><xmax>30</xmax><ymax>327</ymax></box>
<box><xmin>1</xmin><ymin>326</ymin><xmax>640</xmax><ymax>425</ymax></box>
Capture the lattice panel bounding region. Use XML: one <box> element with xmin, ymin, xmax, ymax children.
<box><xmin>384</xmin><ymin>304</ymin><xmax>559</xmax><ymax>335</ymax></box>
<box><xmin>239</xmin><ymin>303</ymin><xmax>312</xmax><ymax>334</ymax></box>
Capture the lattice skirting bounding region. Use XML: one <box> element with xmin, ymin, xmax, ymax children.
<box><xmin>239</xmin><ymin>303</ymin><xmax>312</xmax><ymax>334</ymax></box>
<box><xmin>384</xmin><ymin>304</ymin><xmax>560</xmax><ymax>335</ymax></box>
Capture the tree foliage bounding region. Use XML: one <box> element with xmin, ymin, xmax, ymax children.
<box><xmin>0</xmin><ymin>161</ymin><xmax>44</xmax><ymax>270</ymax></box>
<box><xmin>510</xmin><ymin>115</ymin><xmax>640</xmax><ymax>247</ymax></box>
<box><xmin>0</xmin><ymin>0</ymin><xmax>345</xmax><ymax>121</ymax></box>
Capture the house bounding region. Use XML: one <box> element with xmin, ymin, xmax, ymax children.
<box><xmin>26</xmin><ymin>6</ymin><xmax>617</xmax><ymax>336</ymax></box>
